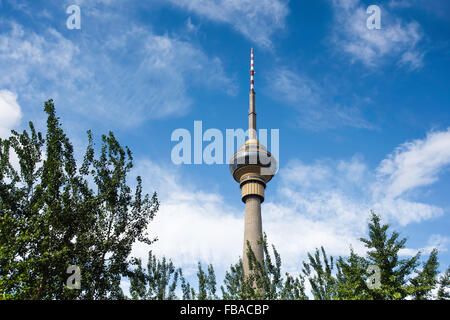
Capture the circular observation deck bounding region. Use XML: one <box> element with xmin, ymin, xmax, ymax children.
<box><xmin>229</xmin><ymin>139</ymin><xmax>278</xmax><ymax>185</ymax></box>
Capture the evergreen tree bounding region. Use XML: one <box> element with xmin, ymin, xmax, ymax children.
<box><xmin>437</xmin><ymin>267</ymin><xmax>450</xmax><ymax>300</ymax></box>
<box><xmin>360</xmin><ymin>212</ymin><xmax>420</xmax><ymax>300</ymax></box>
<box><xmin>410</xmin><ymin>249</ymin><xmax>439</xmax><ymax>300</ymax></box>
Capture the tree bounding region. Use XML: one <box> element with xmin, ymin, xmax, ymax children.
<box><xmin>196</xmin><ymin>262</ymin><xmax>218</xmax><ymax>300</ymax></box>
<box><xmin>437</xmin><ymin>267</ymin><xmax>450</xmax><ymax>300</ymax></box>
<box><xmin>335</xmin><ymin>248</ymin><xmax>371</xmax><ymax>300</ymax></box>
<box><xmin>221</xmin><ymin>259</ymin><xmax>244</xmax><ymax>300</ymax></box>
<box><xmin>360</xmin><ymin>212</ymin><xmax>420</xmax><ymax>300</ymax></box>
<box><xmin>221</xmin><ymin>234</ymin><xmax>308</xmax><ymax>300</ymax></box>
<box><xmin>180</xmin><ymin>268</ymin><xmax>196</xmax><ymax>300</ymax></box>
<box><xmin>0</xmin><ymin>100</ymin><xmax>159</xmax><ymax>299</ymax></box>
<box><xmin>129</xmin><ymin>251</ymin><xmax>180</xmax><ymax>300</ymax></box>
<box><xmin>302</xmin><ymin>246</ymin><xmax>337</xmax><ymax>300</ymax></box>
<box><xmin>410</xmin><ymin>249</ymin><xmax>439</xmax><ymax>300</ymax></box>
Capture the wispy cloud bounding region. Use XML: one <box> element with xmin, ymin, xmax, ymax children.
<box><xmin>389</xmin><ymin>0</ymin><xmax>450</xmax><ymax>21</ymax></box>
<box><xmin>166</xmin><ymin>0</ymin><xmax>289</xmax><ymax>48</ymax></box>
<box><xmin>0</xmin><ymin>22</ymin><xmax>83</xmax><ymax>101</ymax></box>
<box><xmin>0</xmin><ymin>89</ymin><xmax>22</xmax><ymax>138</ymax></box>
<box><xmin>375</xmin><ymin>129</ymin><xmax>450</xmax><ymax>199</ymax></box>
<box><xmin>267</xmin><ymin>67</ymin><xmax>374</xmax><ymax>130</ymax></box>
<box><xmin>400</xmin><ymin>234</ymin><xmax>450</xmax><ymax>256</ymax></box>
<box><xmin>0</xmin><ymin>19</ymin><xmax>235</xmax><ymax>126</ymax></box>
<box><xmin>330</xmin><ymin>0</ymin><xmax>425</xmax><ymax>70</ymax></box>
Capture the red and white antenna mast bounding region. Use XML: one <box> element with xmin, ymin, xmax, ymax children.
<box><xmin>250</xmin><ymin>48</ymin><xmax>255</xmax><ymax>92</ymax></box>
<box><xmin>249</xmin><ymin>48</ymin><xmax>256</xmax><ymax>140</ymax></box>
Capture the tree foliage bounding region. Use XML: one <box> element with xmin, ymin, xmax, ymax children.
<box><xmin>128</xmin><ymin>251</ymin><xmax>180</xmax><ymax>300</ymax></box>
<box><xmin>437</xmin><ymin>267</ymin><xmax>450</xmax><ymax>300</ymax></box>
<box><xmin>220</xmin><ymin>234</ymin><xmax>308</xmax><ymax>300</ymax></box>
<box><xmin>0</xmin><ymin>100</ymin><xmax>159</xmax><ymax>299</ymax></box>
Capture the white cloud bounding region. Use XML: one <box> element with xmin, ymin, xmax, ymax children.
<box><xmin>166</xmin><ymin>0</ymin><xmax>289</xmax><ymax>48</ymax></box>
<box><xmin>371</xmin><ymin>130</ymin><xmax>450</xmax><ymax>224</ymax></box>
<box><xmin>389</xmin><ymin>0</ymin><xmax>415</xmax><ymax>8</ymax></box>
<box><xmin>186</xmin><ymin>17</ymin><xmax>199</xmax><ymax>34</ymax></box>
<box><xmin>0</xmin><ymin>89</ymin><xmax>22</xmax><ymax>138</ymax></box>
<box><xmin>268</xmin><ymin>67</ymin><xmax>373</xmax><ymax>130</ymax></box>
<box><xmin>0</xmin><ymin>22</ymin><xmax>82</xmax><ymax>101</ymax></box>
<box><xmin>389</xmin><ymin>0</ymin><xmax>450</xmax><ymax>21</ymax></box>
<box><xmin>400</xmin><ymin>234</ymin><xmax>450</xmax><ymax>256</ymax></box>
<box><xmin>331</xmin><ymin>0</ymin><xmax>425</xmax><ymax>70</ymax></box>
<box><xmin>375</xmin><ymin>129</ymin><xmax>450</xmax><ymax>199</ymax></box>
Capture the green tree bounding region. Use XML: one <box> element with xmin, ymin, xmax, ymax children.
<box><xmin>221</xmin><ymin>259</ymin><xmax>244</xmax><ymax>300</ymax></box>
<box><xmin>360</xmin><ymin>212</ymin><xmax>420</xmax><ymax>299</ymax></box>
<box><xmin>437</xmin><ymin>267</ymin><xmax>450</xmax><ymax>300</ymax></box>
<box><xmin>179</xmin><ymin>268</ymin><xmax>196</xmax><ymax>300</ymax></box>
<box><xmin>302</xmin><ymin>246</ymin><xmax>337</xmax><ymax>300</ymax></box>
<box><xmin>196</xmin><ymin>262</ymin><xmax>218</xmax><ymax>300</ymax></box>
<box><xmin>410</xmin><ymin>249</ymin><xmax>439</xmax><ymax>300</ymax></box>
<box><xmin>335</xmin><ymin>248</ymin><xmax>371</xmax><ymax>300</ymax></box>
<box><xmin>221</xmin><ymin>234</ymin><xmax>307</xmax><ymax>300</ymax></box>
<box><xmin>0</xmin><ymin>100</ymin><xmax>159</xmax><ymax>299</ymax></box>
<box><xmin>128</xmin><ymin>251</ymin><xmax>180</xmax><ymax>300</ymax></box>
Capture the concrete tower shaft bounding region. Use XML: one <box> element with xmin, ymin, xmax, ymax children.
<box><xmin>243</xmin><ymin>196</ymin><xmax>264</xmax><ymax>274</ymax></box>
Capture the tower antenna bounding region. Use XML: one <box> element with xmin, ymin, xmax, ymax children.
<box><xmin>249</xmin><ymin>48</ymin><xmax>256</xmax><ymax>140</ymax></box>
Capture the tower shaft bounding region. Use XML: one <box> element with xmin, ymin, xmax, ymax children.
<box><xmin>243</xmin><ymin>195</ymin><xmax>263</xmax><ymax>277</ymax></box>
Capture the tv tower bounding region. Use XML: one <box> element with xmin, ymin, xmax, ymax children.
<box><xmin>230</xmin><ymin>49</ymin><xmax>278</xmax><ymax>277</ymax></box>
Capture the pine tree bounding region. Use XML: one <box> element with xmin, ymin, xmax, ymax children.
<box><xmin>437</xmin><ymin>267</ymin><xmax>450</xmax><ymax>300</ymax></box>
<box><xmin>410</xmin><ymin>249</ymin><xmax>439</xmax><ymax>300</ymax></box>
<box><xmin>360</xmin><ymin>212</ymin><xmax>420</xmax><ymax>300</ymax></box>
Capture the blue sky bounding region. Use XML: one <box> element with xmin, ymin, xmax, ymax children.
<box><xmin>1</xmin><ymin>0</ymin><xmax>450</xmax><ymax>295</ymax></box>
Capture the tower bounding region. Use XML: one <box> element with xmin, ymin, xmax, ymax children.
<box><xmin>229</xmin><ymin>49</ymin><xmax>278</xmax><ymax>277</ymax></box>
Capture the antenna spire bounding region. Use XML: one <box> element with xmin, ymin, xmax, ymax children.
<box><xmin>250</xmin><ymin>48</ymin><xmax>254</xmax><ymax>92</ymax></box>
<box><xmin>249</xmin><ymin>48</ymin><xmax>256</xmax><ymax>140</ymax></box>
